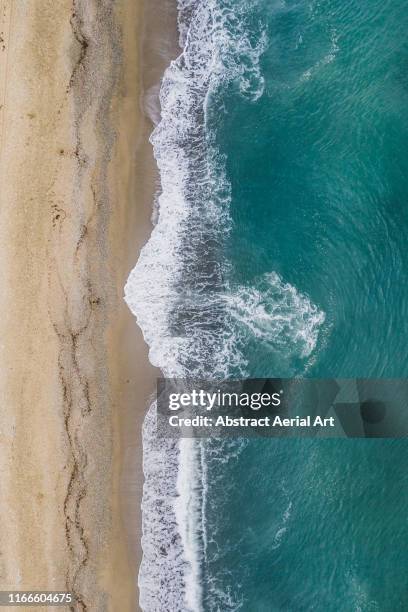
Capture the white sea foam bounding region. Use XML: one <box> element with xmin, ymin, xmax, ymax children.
<box><xmin>271</xmin><ymin>500</ymin><xmax>293</xmax><ymax>550</ymax></box>
<box><xmin>124</xmin><ymin>1</ymin><xmax>324</xmax><ymax>610</ymax></box>
<box><xmin>138</xmin><ymin>406</ymin><xmax>188</xmax><ymax>611</ymax></box>
<box><xmin>225</xmin><ymin>272</ymin><xmax>325</xmax><ymax>360</ymax></box>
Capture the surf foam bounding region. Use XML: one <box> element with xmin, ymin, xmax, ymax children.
<box><xmin>124</xmin><ymin>1</ymin><xmax>324</xmax><ymax>610</ymax></box>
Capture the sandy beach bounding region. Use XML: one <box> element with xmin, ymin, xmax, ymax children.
<box><xmin>0</xmin><ymin>0</ymin><xmax>162</xmax><ymax>609</ymax></box>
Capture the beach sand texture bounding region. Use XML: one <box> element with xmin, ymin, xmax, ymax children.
<box><xmin>0</xmin><ymin>0</ymin><xmax>156</xmax><ymax>609</ymax></box>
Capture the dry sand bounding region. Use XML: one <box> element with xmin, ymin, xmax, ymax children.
<box><xmin>0</xmin><ymin>0</ymin><xmax>160</xmax><ymax>609</ymax></box>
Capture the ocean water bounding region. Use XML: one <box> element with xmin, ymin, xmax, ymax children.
<box><xmin>125</xmin><ymin>0</ymin><xmax>408</xmax><ymax>610</ymax></box>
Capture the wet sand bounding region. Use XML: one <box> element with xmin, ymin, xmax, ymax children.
<box><xmin>124</xmin><ymin>0</ymin><xmax>179</xmax><ymax>608</ymax></box>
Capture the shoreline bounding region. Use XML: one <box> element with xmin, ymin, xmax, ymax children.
<box><xmin>125</xmin><ymin>0</ymin><xmax>180</xmax><ymax>607</ymax></box>
<box><xmin>0</xmin><ymin>0</ymin><xmax>164</xmax><ymax>609</ymax></box>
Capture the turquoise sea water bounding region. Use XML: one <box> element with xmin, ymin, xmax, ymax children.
<box><xmin>125</xmin><ymin>0</ymin><xmax>408</xmax><ymax>609</ymax></box>
<box><xmin>203</xmin><ymin>1</ymin><xmax>408</xmax><ymax>610</ymax></box>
